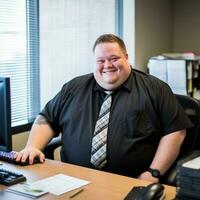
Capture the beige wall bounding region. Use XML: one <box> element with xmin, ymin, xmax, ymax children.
<box><xmin>135</xmin><ymin>0</ymin><xmax>173</xmax><ymax>71</ymax></box>
<box><xmin>173</xmin><ymin>0</ymin><xmax>200</xmax><ymax>52</ymax></box>
<box><xmin>134</xmin><ymin>0</ymin><xmax>200</xmax><ymax>71</ymax></box>
<box><xmin>12</xmin><ymin>131</ymin><xmax>29</xmax><ymax>151</ymax></box>
<box><xmin>12</xmin><ymin>131</ymin><xmax>61</xmax><ymax>161</ymax></box>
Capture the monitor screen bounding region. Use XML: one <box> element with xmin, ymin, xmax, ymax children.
<box><xmin>0</xmin><ymin>77</ymin><xmax>12</xmax><ymax>152</ymax></box>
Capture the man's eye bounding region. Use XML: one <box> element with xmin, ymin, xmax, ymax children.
<box><xmin>111</xmin><ymin>57</ymin><xmax>119</xmax><ymax>62</ymax></box>
<box><xmin>97</xmin><ymin>60</ymin><xmax>104</xmax><ymax>64</ymax></box>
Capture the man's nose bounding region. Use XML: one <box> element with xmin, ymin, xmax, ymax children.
<box><xmin>104</xmin><ymin>60</ymin><xmax>112</xmax><ymax>67</ymax></box>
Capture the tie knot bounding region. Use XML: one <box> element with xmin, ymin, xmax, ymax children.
<box><xmin>104</xmin><ymin>91</ymin><xmax>112</xmax><ymax>100</ymax></box>
<box><xmin>105</xmin><ymin>90</ymin><xmax>112</xmax><ymax>95</ymax></box>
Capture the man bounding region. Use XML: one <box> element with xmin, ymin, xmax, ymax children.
<box><xmin>15</xmin><ymin>34</ymin><xmax>192</xmax><ymax>183</ymax></box>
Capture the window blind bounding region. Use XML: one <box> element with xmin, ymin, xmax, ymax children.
<box><xmin>40</xmin><ymin>0</ymin><xmax>119</xmax><ymax>107</ymax></box>
<box><xmin>0</xmin><ymin>0</ymin><xmax>40</xmax><ymax>129</ymax></box>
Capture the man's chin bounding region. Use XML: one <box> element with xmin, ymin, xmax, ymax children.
<box><xmin>103</xmin><ymin>78</ymin><xmax>118</xmax><ymax>85</ymax></box>
<box><xmin>99</xmin><ymin>80</ymin><xmax>120</xmax><ymax>90</ymax></box>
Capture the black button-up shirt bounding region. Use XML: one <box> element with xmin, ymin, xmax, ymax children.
<box><xmin>40</xmin><ymin>69</ymin><xmax>192</xmax><ymax>177</ymax></box>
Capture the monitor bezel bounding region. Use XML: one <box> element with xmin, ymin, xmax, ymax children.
<box><xmin>0</xmin><ymin>77</ymin><xmax>12</xmax><ymax>152</ymax></box>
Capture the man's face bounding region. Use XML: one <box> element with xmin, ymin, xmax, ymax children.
<box><xmin>94</xmin><ymin>42</ymin><xmax>131</xmax><ymax>90</ymax></box>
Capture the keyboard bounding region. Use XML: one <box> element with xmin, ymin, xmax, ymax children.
<box><xmin>0</xmin><ymin>151</ymin><xmax>41</xmax><ymax>166</ymax></box>
<box><xmin>0</xmin><ymin>168</ymin><xmax>26</xmax><ymax>186</ymax></box>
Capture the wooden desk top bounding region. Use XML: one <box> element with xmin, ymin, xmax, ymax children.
<box><xmin>0</xmin><ymin>159</ymin><xmax>176</xmax><ymax>199</ymax></box>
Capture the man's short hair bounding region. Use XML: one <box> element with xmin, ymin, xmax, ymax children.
<box><xmin>93</xmin><ymin>34</ymin><xmax>127</xmax><ymax>54</ymax></box>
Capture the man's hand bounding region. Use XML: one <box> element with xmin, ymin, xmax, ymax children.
<box><xmin>138</xmin><ymin>171</ymin><xmax>159</xmax><ymax>183</ymax></box>
<box><xmin>14</xmin><ymin>147</ymin><xmax>45</xmax><ymax>164</ymax></box>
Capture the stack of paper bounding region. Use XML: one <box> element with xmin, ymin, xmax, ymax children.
<box><xmin>167</xmin><ymin>60</ymin><xmax>187</xmax><ymax>95</ymax></box>
<box><xmin>176</xmin><ymin>151</ymin><xmax>200</xmax><ymax>199</ymax></box>
<box><xmin>29</xmin><ymin>174</ymin><xmax>90</xmax><ymax>195</ymax></box>
<box><xmin>147</xmin><ymin>58</ymin><xmax>168</xmax><ymax>83</ymax></box>
<box><xmin>148</xmin><ymin>57</ymin><xmax>188</xmax><ymax>95</ymax></box>
<box><xmin>7</xmin><ymin>184</ymin><xmax>48</xmax><ymax>198</ymax></box>
<box><xmin>7</xmin><ymin>173</ymin><xmax>90</xmax><ymax>198</ymax></box>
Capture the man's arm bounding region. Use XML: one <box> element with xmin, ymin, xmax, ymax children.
<box><xmin>138</xmin><ymin>129</ymin><xmax>186</xmax><ymax>182</ymax></box>
<box><xmin>15</xmin><ymin>115</ymin><xmax>56</xmax><ymax>164</ymax></box>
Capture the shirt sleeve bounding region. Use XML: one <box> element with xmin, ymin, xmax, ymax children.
<box><xmin>154</xmin><ymin>80</ymin><xmax>193</xmax><ymax>135</ymax></box>
<box><xmin>39</xmin><ymin>82</ymin><xmax>71</xmax><ymax>135</ymax></box>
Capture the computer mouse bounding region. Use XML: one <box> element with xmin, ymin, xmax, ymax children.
<box><xmin>143</xmin><ymin>183</ymin><xmax>164</xmax><ymax>200</ymax></box>
<box><xmin>124</xmin><ymin>183</ymin><xmax>165</xmax><ymax>200</ymax></box>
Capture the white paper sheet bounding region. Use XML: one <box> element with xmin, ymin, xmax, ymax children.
<box><xmin>29</xmin><ymin>174</ymin><xmax>90</xmax><ymax>195</ymax></box>
<box><xmin>148</xmin><ymin>59</ymin><xmax>168</xmax><ymax>82</ymax></box>
<box><xmin>167</xmin><ymin>60</ymin><xmax>187</xmax><ymax>95</ymax></box>
<box><xmin>182</xmin><ymin>156</ymin><xmax>200</xmax><ymax>169</ymax></box>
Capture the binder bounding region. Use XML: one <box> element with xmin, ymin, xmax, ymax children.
<box><xmin>176</xmin><ymin>151</ymin><xmax>200</xmax><ymax>199</ymax></box>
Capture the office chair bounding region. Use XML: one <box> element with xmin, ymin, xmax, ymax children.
<box><xmin>161</xmin><ymin>94</ymin><xmax>200</xmax><ymax>186</ymax></box>
<box><xmin>43</xmin><ymin>94</ymin><xmax>200</xmax><ymax>186</ymax></box>
<box><xmin>43</xmin><ymin>135</ymin><xmax>61</xmax><ymax>160</ymax></box>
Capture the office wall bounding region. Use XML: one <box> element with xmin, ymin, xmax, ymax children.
<box><xmin>12</xmin><ymin>132</ymin><xmax>29</xmax><ymax>151</ymax></box>
<box><xmin>135</xmin><ymin>0</ymin><xmax>173</xmax><ymax>71</ymax></box>
<box><xmin>173</xmin><ymin>0</ymin><xmax>200</xmax><ymax>53</ymax></box>
<box><xmin>12</xmin><ymin>132</ymin><xmax>61</xmax><ymax>161</ymax></box>
<box><xmin>123</xmin><ymin>0</ymin><xmax>135</xmax><ymax>67</ymax></box>
<box><xmin>135</xmin><ymin>0</ymin><xmax>200</xmax><ymax>71</ymax></box>
<box><xmin>39</xmin><ymin>0</ymin><xmax>117</xmax><ymax>108</ymax></box>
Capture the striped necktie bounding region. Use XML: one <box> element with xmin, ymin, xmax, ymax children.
<box><xmin>90</xmin><ymin>91</ymin><xmax>112</xmax><ymax>168</ymax></box>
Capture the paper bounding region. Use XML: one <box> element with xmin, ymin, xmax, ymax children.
<box><xmin>182</xmin><ymin>156</ymin><xmax>200</xmax><ymax>169</ymax></box>
<box><xmin>167</xmin><ymin>60</ymin><xmax>187</xmax><ymax>95</ymax></box>
<box><xmin>29</xmin><ymin>174</ymin><xmax>90</xmax><ymax>195</ymax></box>
<box><xmin>7</xmin><ymin>183</ymin><xmax>48</xmax><ymax>198</ymax></box>
<box><xmin>148</xmin><ymin>59</ymin><xmax>168</xmax><ymax>82</ymax></box>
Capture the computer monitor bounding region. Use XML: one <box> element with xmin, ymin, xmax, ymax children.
<box><xmin>0</xmin><ymin>77</ymin><xmax>12</xmax><ymax>152</ymax></box>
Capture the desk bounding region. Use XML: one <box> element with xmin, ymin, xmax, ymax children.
<box><xmin>0</xmin><ymin>159</ymin><xmax>176</xmax><ymax>199</ymax></box>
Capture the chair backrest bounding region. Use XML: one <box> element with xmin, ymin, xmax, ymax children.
<box><xmin>175</xmin><ymin>94</ymin><xmax>200</xmax><ymax>154</ymax></box>
<box><xmin>162</xmin><ymin>94</ymin><xmax>200</xmax><ymax>186</ymax></box>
